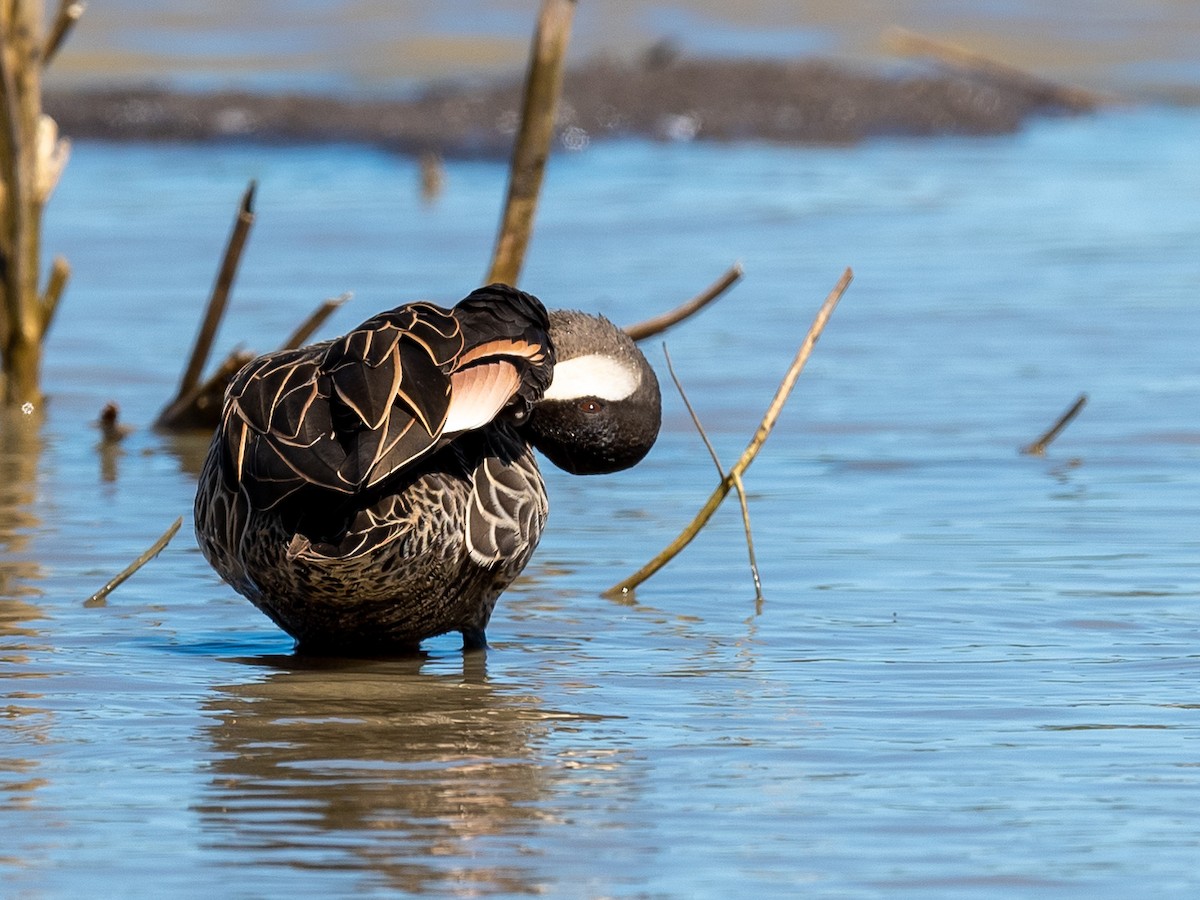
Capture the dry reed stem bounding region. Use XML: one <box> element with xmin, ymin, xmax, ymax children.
<box><xmin>485</xmin><ymin>0</ymin><xmax>575</xmax><ymax>286</ymax></box>
<box><xmin>83</xmin><ymin>516</ymin><xmax>182</xmax><ymax>608</ymax></box>
<box><xmin>663</xmin><ymin>343</ymin><xmax>763</xmax><ymax>601</ymax></box>
<box><xmin>0</xmin><ymin>1</ymin><xmax>48</xmax><ymax>405</ymax></box>
<box><xmin>43</xmin><ymin>0</ymin><xmax>84</xmax><ymax>67</ymax></box>
<box><xmin>39</xmin><ymin>253</ymin><xmax>68</xmax><ymax>330</ymax></box>
<box><xmin>279</xmin><ymin>292</ymin><xmax>351</xmax><ymax>350</ymax></box>
<box><xmin>158</xmin><ymin>348</ymin><xmax>253</xmax><ymax>430</ymax></box>
<box><xmin>625</xmin><ymin>262</ymin><xmax>743</xmax><ymax>342</ymax></box>
<box><xmin>604</xmin><ymin>267</ymin><xmax>852</xmax><ymax>598</ymax></box>
<box><xmin>173</xmin><ymin>180</ymin><xmax>256</xmax><ymax>404</ymax></box>
<box><xmin>1021</xmin><ymin>393</ymin><xmax>1087</xmax><ymax>456</ymax></box>
<box><xmin>884</xmin><ymin>27</ymin><xmax>1104</xmax><ymax>110</ymax></box>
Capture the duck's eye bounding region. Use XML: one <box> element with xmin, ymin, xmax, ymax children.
<box><xmin>578</xmin><ymin>398</ymin><xmax>604</xmax><ymax>414</ymax></box>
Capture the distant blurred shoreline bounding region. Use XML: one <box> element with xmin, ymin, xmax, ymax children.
<box><xmin>45</xmin><ymin>55</ymin><xmax>1110</xmax><ymax>156</ymax></box>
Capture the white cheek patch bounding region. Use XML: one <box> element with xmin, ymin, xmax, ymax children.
<box><xmin>541</xmin><ymin>353</ymin><xmax>641</xmax><ymax>402</ymax></box>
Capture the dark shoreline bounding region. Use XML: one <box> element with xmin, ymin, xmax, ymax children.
<box><xmin>45</xmin><ymin>56</ymin><xmax>1098</xmax><ymax>157</ymax></box>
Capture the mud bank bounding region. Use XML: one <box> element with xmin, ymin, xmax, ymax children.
<box><xmin>45</xmin><ymin>56</ymin><xmax>1095</xmax><ymax>157</ymax></box>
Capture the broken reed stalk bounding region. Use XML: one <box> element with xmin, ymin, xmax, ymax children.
<box><xmin>83</xmin><ymin>516</ymin><xmax>182</xmax><ymax>608</ymax></box>
<box><xmin>42</xmin><ymin>0</ymin><xmax>84</xmax><ymax>67</ymax></box>
<box><xmin>0</xmin><ymin>0</ymin><xmax>75</xmax><ymax>407</ymax></box>
<box><xmin>279</xmin><ymin>292</ymin><xmax>350</xmax><ymax>350</ymax></box>
<box><xmin>485</xmin><ymin>0</ymin><xmax>576</xmax><ymax>286</ymax></box>
<box><xmin>1021</xmin><ymin>392</ymin><xmax>1087</xmax><ymax>456</ymax></box>
<box><xmin>158</xmin><ymin>348</ymin><xmax>253</xmax><ymax>431</ymax></box>
<box><xmin>884</xmin><ymin>27</ymin><xmax>1103</xmax><ymax>110</ymax></box>
<box><xmin>604</xmin><ymin>267</ymin><xmax>853</xmax><ymax>598</ymax></box>
<box><xmin>663</xmin><ymin>344</ymin><xmax>763</xmax><ymax>601</ymax></box>
<box><xmin>624</xmin><ymin>262</ymin><xmax>743</xmax><ymax>342</ymax></box>
<box><xmin>172</xmin><ymin>180</ymin><xmax>256</xmax><ymax>405</ymax></box>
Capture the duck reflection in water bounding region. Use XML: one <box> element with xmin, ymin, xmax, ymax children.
<box><xmin>197</xmin><ymin>652</ymin><xmax>619</xmax><ymax>893</ymax></box>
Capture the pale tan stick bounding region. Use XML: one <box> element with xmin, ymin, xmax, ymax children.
<box><xmin>83</xmin><ymin>517</ymin><xmax>183</xmax><ymax>607</ymax></box>
<box><xmin>625</xmin><ymin>262</ymin><xmax>744</xmax><ymax>342</ymax></box>
<box><xmin>663</xmin><ymin>343</ymin><xmax>763</xmax><ymax>600</ymax></box>
<box><xmin>43</xmin><ymin>1</ymin><xmax>86</xmax><ymax>67</ymax></box>
<box><xmin>173</xmin><ymin>180</ymin><xmax>256</xmax><ymax>403</ymax></box>
<box><xmin>1021</xmin><ymin>393</ymin><xmax>1088</xmax><ymax>456</ymax></box>
<box><xmin>39</xmin><ymin>254</ymin><xmax>69</xmax><ymax>331</ymax></box>
<box><xmin>884</xmin><ymin>27</ymin><xmax>1104</xmax><ymax>110</ymax></box>
<box><xmin>279</xmin><ymin>292</ymin><xmax>350</xmax><ymax>350</ymax></box>
<box><xmin>485</xmin><ymin>0</ymin><xmax>576</xmax><ymax>286</ymax></box>
<box><xmin>604</xmin><ymin>268</ymin><xmax>852</xmax><ymax>598</ymax></box>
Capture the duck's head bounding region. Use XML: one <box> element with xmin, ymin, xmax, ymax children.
<box><xmin>525</xmin><ymin>309</ymin><xmax>661</xmax><ymax>475</ymax></box>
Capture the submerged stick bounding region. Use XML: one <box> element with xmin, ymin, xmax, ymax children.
<box><xmin>605</xmin><ymin>267</ymin><xmax>852</xmax><ymax>597</ymax></box>
<box><xmin>1021</xmin><ymin>393</ymin><xmax>1087</xmax><ymax>456</ymax></box>
<box><xmin>663</xmin><ymin>344</ymin><xmax>763</xmax><ymax>601</ymax></box>
<box><xmin>173</xmin><ymin>180</ymin><xmax>256</xmax><ymax>404</ymax></box>
<box><xmin>485</xmin><ymin>0</ymin><xmax>576</xmax><ymax>286</ymax></box>
<box><xmin>83</xmin><ymin>516</ymin><xmax>182</xmax><ymax>608</ymax></box>
<box><xmin>625</xmin><ymin>262</ymin><xmax>743</xmax><ymax>342</ymax></box>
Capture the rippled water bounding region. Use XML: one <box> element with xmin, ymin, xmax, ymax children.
<box><xmin>3</xmin><ymin>104</ymin><xmax>1200</xmax><ymax>896</ymax></box>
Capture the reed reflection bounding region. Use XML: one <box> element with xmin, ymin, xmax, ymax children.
<box><xmin>198</xmin><ymin>653</ymin><xmax>605</xmax><ymax>894</ymax></box>
<box><xmin>0</xmin><ymin>406</ymin><xmax>44</xmax><ymax>605</ymax></box>
<box><xmin>0</xmin><ymin>406</ymin><xmax>53</xmax><ymax>822</ymax></box>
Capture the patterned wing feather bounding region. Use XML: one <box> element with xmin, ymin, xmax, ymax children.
<box><xmin>215</xmin><ymin>286</ymin><xmax>553</xmax><ymax>514</ymax></box>
<box><xmin>466</xmin><ymin>452</ymin><xmax>547</xmax><ymax>567</ymax></box>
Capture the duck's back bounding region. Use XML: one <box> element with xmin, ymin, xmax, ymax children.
<box><xmin>194</xmin><ymin>285</ymin><xmax>554</xmax><ymax>652</ymax></box>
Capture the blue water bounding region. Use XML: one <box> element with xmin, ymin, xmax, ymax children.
<box><xmin>3</xmin><ymin>105</ymin><xmax>1200</xmax><ymax>897</ymax></box>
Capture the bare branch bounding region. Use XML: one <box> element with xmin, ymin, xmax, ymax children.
<box><xmin>662</xmin><ymin>343</ymin><xmax>723</xmax><ymax>477</ymax></box>
<box><xmin>172</xmin><ymin>180</ymin><xmax>256</xmax><ymax>404</ymax></box>
<box><xmin>39</xmin><ymin>253</ymin><xmax>69</xmax><ymax>332</ymax></box>
<box><xmin>485</xmin><ymin>0</ymin><xmax>576</xmax><ymax>286</ymax></box>
<box><xmin>1021</xmin><ymin>393</ymin><xmax>1088</xmax><ymax>456</ymax></box>
<box><xmin>279</xmin><ymin>292</ymin><xmax>350</xmax><ymax>351</ymax></box>
<box><xmin>663</xmin><ymin>343</ymin><xmax>763</xmax><ymax>601</ymax></box>
<box><xmin>730</xmin><ymin>470</ymin><xmax>763</xmax><ymax>605</ymax></box>
<box><xmin>624</xmin><ymin>262</ymin><xmax>743</xmax><ymax>342</ymax></box>
<box><xmin>43</xmin><ymin>1</ymin><xmax>86</xmax><ymax>68</ymax></box>
<box><xmin>605</xmin><ymin>267</ymin><xmax>852</xmax><ymax>597</ymax></box>
<box><xmin>157</xmin><ymin>348</ymin><xmax>253</xmax><ymax>430</ymax></box>
<box><xmin>83</xmin><ymin>516</ymin><xmax>182</xmax><ymax>608</ymax></box>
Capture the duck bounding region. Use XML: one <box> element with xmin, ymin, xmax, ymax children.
<box><xmin>194</xmin><ymin>283</ymin><xmax>661</xmax><ymax>654</ymax></box>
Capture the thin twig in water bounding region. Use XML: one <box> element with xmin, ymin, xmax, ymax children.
<box><xmin>1021</xmin><ymin>393</ymin><xmax>1087</xmax><ymax>456</ymax></box>
<box><xmin>173</xmin><ymin>180</ymin><xmax>257</xmax><ymax>405</ymax></box>
<box><xmin>83</xmin><ymin>517</ymin><xmax>182</xmax><ymax>608</ymax></box>
<box><xmin>663</xmin><ymin>344</ymin><xmax>763</xmax><ymax>601</ymax></box>
<box><xmin>486</xmin><ymin>0</ymin><xmax>576</xmax><ymax>286</ymax></box>
<box><xmin>625</xmin><ymin>262</ymin><xmax>744</xmax><ymax>342</ymax></box>
<box><xmin>279</xmin><ymin>292</ymin><xmax>351</xmax><ymax>350</ymax></box>
<box><xmin>605</xmin><ymin>267</ymin><xmax>852</xmax><ymax>598</ymax></box>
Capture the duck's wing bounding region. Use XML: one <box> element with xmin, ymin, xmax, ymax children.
<box><xmin>217</xmin><ymin>285</ymin><xmax>553</xmax><ymax>512</ymax></box>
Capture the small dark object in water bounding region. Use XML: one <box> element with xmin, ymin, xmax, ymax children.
<box><xmin>194</xmin><ymin>283</ymin><xmax>661</xmax><ymax>654</ymax></box>
<box><xmin>96</xmin><ymin>402</ymin><xmax>133</xmax><ymax>443</ymax></box>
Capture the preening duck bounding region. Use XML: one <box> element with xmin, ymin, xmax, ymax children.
<box><xmin>194</xmin><ymin>283</ymin><xmax>661</xmax><ymax>653</ymax></box>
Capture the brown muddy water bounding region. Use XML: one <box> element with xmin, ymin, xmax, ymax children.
<box><xmin>5</xmin><ymin>3</ymin><xmax>1200</xmax><ymax>897</ymax></box>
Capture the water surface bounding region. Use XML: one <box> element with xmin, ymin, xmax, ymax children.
<box><xmin>2</xmin><ymin>105</ymin><xmax>1200</xmax><ymax>896</ymax></box>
